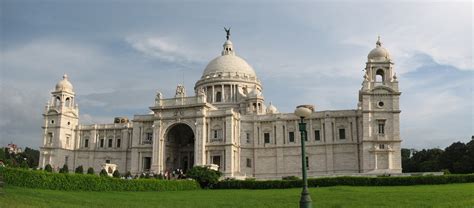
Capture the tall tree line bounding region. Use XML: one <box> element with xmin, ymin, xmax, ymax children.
<box><xmin>402</xmin><ymin>139</ymin><xmax>474</xmax><ymax>174</ymax></box>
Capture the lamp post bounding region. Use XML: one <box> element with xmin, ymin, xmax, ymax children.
<box><xmin>294</xmin><ymin>105</ymin><xmax>314</xmax><ymax>208</ymax></box>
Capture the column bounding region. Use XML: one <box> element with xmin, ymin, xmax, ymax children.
<box><xmin>151</xmin><ymin>120</ymin><xmax>161</xmax><ymax>173</ymax></box>
<box><xmin>221</xmin><ymin>85</ymin><xmax>225</xmax><ymax>102</ymax></box>
<box><xmin>194</xmin><ymin>116</ymin><xmax>206</xmax><ymax>166</ymax></box>
<box><xmin>212</xmin><ymin>85</ymin><xmax>215</xmax><ymax>103</ymax></box>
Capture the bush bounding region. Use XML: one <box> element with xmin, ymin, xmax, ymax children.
<box><xmin>87</xmin><ymin>167</ymin><xmax>94</xmax><ymax>175</ymax></box>
<box><xmin>0</xmin><ymin>167</ymin><xmax>200</xmax><ymax>191</ymax></box>
<box><xmin>214</xmin><ymin>174</ymin><xmax>474</xmax><ymax>189</ymax></box>
<box><xmin>125</xmin><ymin>171</ymin><xmax>132</xmax><ymax>178</ymax></box>
<box><xmin>99</xmin><ymin>169</ymin><xmax>108</xmax><ymax>177</ymax></box>
<box><xmin>282</xmin><ymin>176</ymin><xmax>299</xmax><ymax>180</ymax></box>
<box><xmin>44</xmin><ymin>164</ymin><xmax>53</xmax><ymax>173</ymax></box>
<box><xmin>187</xmin><ymin>166</ymin><xmax>222</xmax><ymax>188</ymax></box>
<box><xmin>112</xmin><ymin>170</ymin><xmax>120</xmax><ymax>178</ymax></box>
<box><xmin>59</xmin><ymin>164</ymin><xmax>69</xmax><ymax>174</ymax></box>
<box><xmin>20</xmin><ymin>160</ymin><xmax>29</xmax><ymax>169</ymax></box>
<box><xmin>75</xmin><ymin>166</ymin><xmax>84</xmax><ymax>174</ymax></box>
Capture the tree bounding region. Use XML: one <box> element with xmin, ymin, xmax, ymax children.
<box><xmin>75</xmin><ymin>165</ymin><xmax>84</xmax><ymax>174</ymax></box>
<box><xmin>0</xmin><ymin>148</ymin><xmax>5</xmax><ymax>161</ymax></box>
<box><xmin>59</xmin><ymin>164</ymin><xmax>69</xmax><ymax>173</ymax></box>
<box><xmin>112</xmin><ymin>170</ymin><xmax>120</xmax><ymax>178</ymax></box>
<box><xmin>44</xmin><ymin>164</ymin><xmax>53</xmax><ymax>172</ymax></box>
<box><xmin>440</xmin><ymin>141</ymin><xmax>471</xmax><ymax>173</ymax></box>
<box><xmin>99</xmin><ymin>169</ymin><xmax>108</xmax><ymax>177</ymax></box>
<box><xmin>87</xmin><ymin>167</ymin><xmax>95</xmax><ymax>175</ymax></box>
<box><xmin>21</xmin><ymin>147</ymin><xmax>40</xmax><ymax>168</ymax></box>
<box><xmin>187</xmin><ymin>166</ymin><xmax>222</xmax><ymax>188</ymax></box>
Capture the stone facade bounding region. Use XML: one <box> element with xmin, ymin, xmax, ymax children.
<box><xmin>39</xmin><ymin>35</ymin><xmax>402</xmax><ymax>179</ymax></box>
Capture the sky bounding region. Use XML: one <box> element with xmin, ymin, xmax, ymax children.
<box><xmin>0</xmin><ymin>0</ymin><xmax>472</xmax><ymax>150</ymax></box>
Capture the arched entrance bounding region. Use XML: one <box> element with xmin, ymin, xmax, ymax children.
<box><xmin>164</xmin><ymin>123</ymin><xmax>195</xmax><ymax>173</ymax></box>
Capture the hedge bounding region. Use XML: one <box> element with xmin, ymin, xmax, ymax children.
<box><xmin>0</xmin><ymin>167</ymin><xmax>200</xmax><ymax>191</ymax></box>
<box><xmin>215</xmin><ymin>174</ymin><xmax>474</xmax><ymax>189</ymax></box>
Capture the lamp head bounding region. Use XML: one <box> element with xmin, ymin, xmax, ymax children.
<box><xmin>294</xmin><ymin>105</ymin><xmax>314</xmax><ymax>119</ymax></box>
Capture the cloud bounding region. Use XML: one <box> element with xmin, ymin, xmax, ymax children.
<box><xmin>126</xmin><ymin>36</ymin><xmax>204</xmax><ymax>64</ymax></box>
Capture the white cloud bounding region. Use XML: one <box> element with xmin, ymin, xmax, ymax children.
<box><xmin>126</xmin><ymin>36</ymin><xmax>205</xmax><ymax>63</ymax></box>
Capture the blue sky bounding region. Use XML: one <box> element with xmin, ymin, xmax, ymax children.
<box><xmin>0</xmin><ymin>0</ymin><xmax>472</xmax><ymax>150</ymax></box>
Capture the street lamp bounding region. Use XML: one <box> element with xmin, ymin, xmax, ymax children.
<box><xmin>294</xmin><ymin>105</ymin><xmax>314</xmax><ymax>208</ymax></box>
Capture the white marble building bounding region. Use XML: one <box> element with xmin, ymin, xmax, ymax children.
<box><xmin>39</xmin><ymin>34</ymin><xmax>402</xmax><ymax>179</ymax></box>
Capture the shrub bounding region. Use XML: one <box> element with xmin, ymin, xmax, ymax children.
<box><xmin>20</xmin><ymin>160</ymin><xmax>29</xmax><ymax>169</ymax></box>
<box><xmin>154</xmin><ymin>173</ymin><xmax>164</xmax><ymax>180</ymax></box>
<box><xmin>87</xmin><ymin>167</ymin><xmax>94</xmax><ymax>175</ymax></box>
<box><xmin>187</xmin><ymin>166</ymin><xmax>222</xmax><ymax>188</ymax></box>
<box><xmin>124</xmin><ymin>171</ymin><xmax>132</xmax><ymax>178</ymax></box>
<box><xmin>282</xmin><ymin>176</ymin><xmax>299</xmax><ymax>180</ymax></box>
<box><xmin>99</xmin><ymin>169</ymin><xmax>108</xmax><ymax>177</ymax></box>
<box><xmin>214</xmin><ymin>174</ymin><xmax>474</xmax><ymax>189</ymax></box>
<box><xmin>44</xmin><ymin>164</ymin><xmax>53</xmax><ymax>173</ymax></box>
<box><xmin>112</xmin><ymin>170</ymin><xmax>120</xmax><ymax>178</ymax></box>
<box><xmin>59</xmin><ymin>164</ymin><xmax>69</xmax><ymax>174</ymax></box>
<box><xmin>75</xmin><ymin>165</ymin><xmax>84</xmax><ymax>174</ymax></box>
<box><xmin>0</xmin><ymin>167</ymin><xmax>200</xmax><ymax>191</ymax></box>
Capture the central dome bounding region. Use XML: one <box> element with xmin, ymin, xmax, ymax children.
<box><xmin>202</xmin><ymin>55</ymin><xmax>257</xmax><ymax>78</ymax></box>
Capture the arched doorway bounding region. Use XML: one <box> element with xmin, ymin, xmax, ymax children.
<box><xmin>164</xmin><ymin>123</ymin><xmax>195</xmax><ymax>173</ymax></box>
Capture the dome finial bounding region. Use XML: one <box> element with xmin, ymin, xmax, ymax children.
<box><xmin>376</xmin><ymin>36</ymin><xmax>382</xmax><ymax>47</ymax></box>
<box><xmin>63</xmin><ymin>74</ymin><xmax>68</xmax><ymax>80</ymax></box>
<box><xmin>221</xmin><ymin>27</ymin><xmax>235</xmax><ymax>56</ymax></box>
<box><xmin>224</xmin><ymin>27</ymin><xmax>231</xmax><ymax>40</ymax></box>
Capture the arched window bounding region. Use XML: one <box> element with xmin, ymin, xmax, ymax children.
<box><xmin>376</xmin><ymin>69</ymin><xmax>384</xmax><ymax>83</ymax></box>
<box><xmin>216</xmin><ymin>91</ymin><xmax>222</xmax><ymax>102</ymax></box>
<box><xmin>65</xmin><ymin>97</ymin><xmax>71</xmax><ymax>107</ymax></box>
<box><xmin>55</xmin><ymin>96</ymin><xmax>61</xmax><ymax>106</ymax></box>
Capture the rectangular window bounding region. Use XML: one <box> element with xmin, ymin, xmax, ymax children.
<box><xmin>314</xmin><ymin>130</ymin><xmax>321</xmax><ymax>141</ymax></box>
<box><xmin>108</xmin><ymin>139</ymin><xmax>113</xmax><ymax>148</ymax></box>
<box><xmin>246</xmin><ymin>158</ymin><xmax>252</xmax><ymax>168</ymax></box>
<box><xmin>84</xmin><ymin>139</ymin><xmax>89</xmax><ymax>148</ymax></box>
<box><xmin>144</xmin><ymin>133</ymin><xmax>153</xmax><ymax>144</ymax></box>
<box><xmin>117</xmin><ymin>139</ymin><xmax>121</xmax><ymax>148</ymax></box>
<box><xmin>143</xmin><ymin>157</ymin><xmax>151</xmax><ymax>171</ymax></box>
<box><xmin>264</xmin><ymin>133</ymin><xmax>270</xmax><ymax>144</ymax></box>
<box><xmin>105</xmin><ymin>159</ymin><xmax>111</xmax><ymax>164</ymax></box>
<box><xmin>339</xmin><ymin>129</ymin><xmax>346</xmax><ymax>140</ymax></box>
<box><xmin>100</xmin><ymin>139</ymin><xmax>104</xmax><ymax>148</ymax></box>
<box><xmin>47</xmin><ymin>132</ymin><xmax>53</xmax><ymax>144</ymax></box>
<box><xmin>378</xmin><ymin>120</ymin><xmax>385</xmax><ymax>135</ymax></box>
<box><xmin>289</xmin><ymin>132</ymin><xmax>295</xmax><ymax>143</ymax></box>
<box><xmin>214</xmin><ymin>130</ymin><xmax>218</xmax><ymax>139</ymax></box>
<box><xmin>66</xmin><ymin>136</ymin><xmax>70</xmax><ymax>146</ymax></box>
<box><xmin>212</xmin><ymin>156</ymin><xmax>221</xmax><ymax>168</ymax></box>
<box><xmin>246</xmin><ymin>133</ymin><xmax>250</xmax><ymax>143</ymax></box>
<box><xmin>65</xmin><ymin>156</ymin><xmax>69</xmax><ymax>166</ymax></box>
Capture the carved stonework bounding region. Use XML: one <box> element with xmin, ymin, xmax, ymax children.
<box><xmin>175</xmin><ymin>85</ymin><xmax>186</xmax><ymax>98</ymax></box>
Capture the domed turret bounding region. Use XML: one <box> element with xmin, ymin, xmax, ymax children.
<box><xmin>55</xmin><ymin>74</ymin><xmax>74</xmax><ymax>92</ymax></box>
<box><xmin>266</xmin><ymin>102</ymin><xmax>279</xmax><ymax>114</ymax></box>
<box><xmin>368</xmin><ymin>36</ymin><xmax>391</xmax><ymax>62</ymax></box>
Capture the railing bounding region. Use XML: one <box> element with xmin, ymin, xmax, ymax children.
<box><xmin>157</xmin><ymin>96</ymin><xmax>201</xmax><ymax>107</ymax></box>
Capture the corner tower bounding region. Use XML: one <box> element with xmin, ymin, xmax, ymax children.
<box><xmin>359</xmin><ymin>37</ymin><xmax>402</xmax><ymax>173</ymax></box>
<box><xmin>39</xmin><ymin>74</ymin><xmax>79</xmax><ymax>170</ymax></box>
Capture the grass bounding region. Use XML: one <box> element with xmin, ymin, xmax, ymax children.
<box><xmin>1</xmin><ymin>183</ymin><xmax>473</xmax><ymax>208</ymax></box>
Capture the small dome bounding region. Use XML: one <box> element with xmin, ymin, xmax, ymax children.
<box><xmin>368</xmin><ymin>37</ymin><xmax>391</xmax><ymax>62</ymax></box>
<box><xmin>55</xmin><ymin>74</ymin><xmax>74</xmax><ymax>92</ymax></box>
<box><xmin>202</xmin><ymin>55</ymin><xmax>257</xmax><ymax>78</ymax></box>
<box><xmin>266</xmin><ymin>102</ymin><xmax>279</xmax><ymax>114</ymax></box>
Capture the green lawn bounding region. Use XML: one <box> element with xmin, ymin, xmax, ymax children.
<box><xmin>1</xmin><ymin>183</ymin><xmax>473</xmax><ymax>208</ymax></box>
